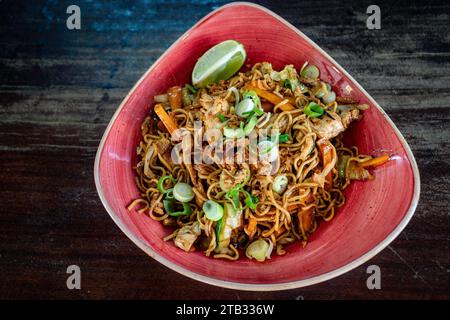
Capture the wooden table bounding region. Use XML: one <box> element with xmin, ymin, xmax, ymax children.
<box><xmin>1</xmin><ymin>0</ymin><xmax>448</xmax><ymax>299</ymax></box>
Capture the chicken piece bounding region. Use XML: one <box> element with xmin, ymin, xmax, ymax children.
<box><xmin>200</xmin><ymin>94</ymin><xmax>230</xmax><ymax>132</ymax></box>
<box><xmin>340</xmin><ymin>108</ymin><xmax>360</xmax><ymax>129</ymax></box>
<box><xmin>311</xmin><ymin>113</ymin><xmax>345</xmax><ymax>140</ymax></box>
<box><xmin>174</xmin><ymin>222</ymin><xmax>201</xmax><ymax>252</ymax></box>
<box><xmin>219</xmin><ymin>163</ymin><xmax>250</xmax><ymax>191</ymax></box>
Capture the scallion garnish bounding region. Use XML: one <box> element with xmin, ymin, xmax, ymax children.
<box><xmin>157</xmin><ymin>175</ymin><xmax>175</xmax><ymax>194</ymax></box>
<box><xmin>304</xmin><ymin>102</ymin><xmax>324</xmax><ymax>118</ymax></box>
<box><xmin>163</xmin><ymin>199</ymin><xmax>192</xmax><ymax>217</ymax></box>
<box><xmin>203</xmin><ymin>200</ymin><xmax>224</xmax><ymax>221</ymax></box>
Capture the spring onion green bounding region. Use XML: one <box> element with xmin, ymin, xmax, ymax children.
<box><xmin>273</xmin><ymin>175</ymin><xmax>288</xmax><ymax>194</ymax></box>
<box><xmin>217</xmin><ymin>113</ymin><xmax>228</xmax><ymax>122</ymax></box>
<box><xmin>185</xmin><ymin>84</ymin><xmax>197</xmax><ymax>94</ymax></box>
<box><xmin>173</xmin><ymin>182</ymin><xmax>194</xmax><ymax>203</ymax></box>
<box><xmin>157</xmin><ymin>175</ymin><xmax>175</xmax><ymax>194</ymax></box>
<box><xmin>242</xmin><ymin>90</ymin><xmax>261</xmax><ymax>108</ymax></box>
<box><xmin>301</xmin><ymin>64</ymin><xmax>319</xmax><ymax>80</ymax></box>
<box><xmin>236</xmin><ymin>98</ymin><xmax>255</xmax><ymax>118</ymax></box>
<box><xmin>323</xmin><ymin>91</ymin><xmax>336</xmax><ymax>104</ymax></box>
<box><xmin>338</xmin><ymin>155</ymin><xmax>351</xmax><ymax>178</ymax></box>
<box><xmin>163</xmin><ymin>199</ymin><xmax>192</xmax><ymax>217</ymax></box>
<box><xmin>203</xmin><ymin>200</ymin><xmax>224</xmax><ymax>221</ymax></box>
<box><xmin>304</xmin><ymin>102</ymin><xmax>324</xmax><ymax>118</ymax></box>
<box><xmin>258</xmin><ymin>140</ymin><xmax>278</xmax><ymax>162</ymax></box>
<box><xmin>278</xmin><ymin>134</ymin><xmax>289</xmax><ymax>143</ymax></box>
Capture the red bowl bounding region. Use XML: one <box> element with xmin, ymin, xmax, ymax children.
<box><xmin>94</xmin><ymin>2</ymin><xmax>420</xmax><ymax>290</ymax></box>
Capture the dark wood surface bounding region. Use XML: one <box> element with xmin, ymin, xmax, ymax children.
<box><xmin>0</xmin><ymin>0</ymin><xmax>449</xmax><ymax>300</ymax></box>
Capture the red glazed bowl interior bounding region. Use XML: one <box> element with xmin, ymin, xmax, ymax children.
<box><xmin>94</xmin><ymin>3</ymin><xmax>419</xmax><ymax>290</ymax></box>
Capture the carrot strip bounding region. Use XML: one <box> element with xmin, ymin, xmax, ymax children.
<box><xmin>244</xmin><ymin>216</ymin><xmax>257</xmax><ymax>238</ymax></box>
<box><xmin>361</xmin><ymin>154</ymin><xmax>390</xmax><ymax>168</ymax></box>
<box><xmin>154</xmin><ymin>103</ymin><xmax>178</xmax><ymax>135</ymax></box>
<box><xmin>167</xmin><ymin>86</ymin><xmax>182</xmax><ymax>109</ymax></box>
<box><xmin>245</xmin><ymin>85</ymin><xmax>296</xmax><ymax>111</ymax></box>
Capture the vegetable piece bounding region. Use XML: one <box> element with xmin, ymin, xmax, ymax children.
<box><xmin>181</xmin><ymin>87</ymin><xmax>192</xmax><ymax>107</ymax></box>
<box><xmin>244</xmin><ymin>217</ymin><xmax>257</xmax><ymax>238</ymax></box>
<box><xmin>284</xmin><ymin>78</ymin><xmax>298</xmax><ymax>91</ymax></box>
<box><xmin>313</xmin><ymin>82</ymin><xmax>328</xmax><ymax>98</ymax></box>
<box><xmin>203</xmin><ymin>200</ymin><xmax>224</xmax><ymax>221</ymax></box>
<box><xmin>223</xmin><ymin>114</ymin><xmax>258</xmax><ymax>138</ymax></box>
<box><xmin>228</xmin><ymin>87</ymin><xmax>240</xmax><ymax>107</ymax></box>
<box><xmin>245</xmin><ymin>239</ymin><xmax>273</xmax><ymax>262</ymax></box>
<box><xmin>244</xmin><ymin>85</ymin><xmax>296</xmax><ymax>111</ymax></box>
<box><xmin>154</xmin><ymin>94</ymin><xmax>168</xmax><ymax>103</ymax></box>
<box><xmin>236</xmin><ymin>98</ymin><xmax>255</xmax><ymax>118</ymax></box>
<box><xmin>337</xmin><ymin>155</ymin><xmax>351</xmax><ymax>178</ymax></box>
<box><xmin>300</xmin><ymin>64</ymin><xmax>320</xmax><ymax>79</ymax></box>
<box><xmin>360</xmin><ymin>154</ymin><xmax>390</xmax><ymax>168</ymax></box>
<box><xmin>173</xmin><ymin>182</ymin><xmax>195</xmax><ymax>203</ymax></box>
<box><xmin>223</xmin><ymin>123</ymin><xmax>245</xmax><ymax>139</ymax></box>
<box><xmin>154</xmin><ymin>103</ymin><xmax>178</xmax><ymax>135</ymax></box>
<box><xmin>216</xmin><ymin>202</ymin><xmax>242</xmax><ymax>252</ymax></box>
<box><xmin>243</xmin><ymin>115</ymin><xmax>258</xmax><ymax>135</ymax></box>
<box><xmin>304</xmin><ymin>102</ymin><xmax>324</xmax><ymax>118</ymax></box>
<box><xmin>185</xmin><ymin>84</ymin><xmax>197</xmax><ymax>94</ymax></box>
<box><xmin>258</xmin><ymin>140</ymin><xmax>279</xmax><ymax>162</ymax></box>
<box><xmin>167</xmin><ymin>86</ymin><xmax>182</xmax><ymax>109</ymax></box>
<box><xmin>225</xmin><ymin>184</ymin><xmax>242</xmax><ymax>210</ymax></box>
<box><xmin>217</xmin><ymin>113</ymin><xmax>228</xmax><ymax>122</ymax></box>
<box><xmin>322</xmin><ymin>91</ymin><xmax>336</xmax><ymax>104</ymax></box>
<box><xmin>242</xmin><ymin>90</ymin><xmax>262</xmax><ymax>108</ymax></box>
<box><xmin>163</xmin><ymin>199</ymin><xmax>192</xmax><ymax>217</ymax></box>
<box><xmin>273</xmin><ymin>175</ymin><xmax>288</xmax><ymax>194</ymax></box>
<box><xmin>215</xmin><ymin>218</ymin><xmax>223</xmax><ymax>245</ymax></box>
<box><xmin>241</xmin><ymin>189</ymin><xmax>258</xmax><ymax>210</ymax></box>
<box><xmin>278</xmin><ymin>133</ymin><xmax>289</xmax><ymax>143</ymax></box>
<box><xmin>157</xmin><ymin>175</ymin><xmax>175</xmax><ymax>194</ymax></box>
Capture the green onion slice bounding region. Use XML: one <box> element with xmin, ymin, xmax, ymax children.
<box><xmin>273</xmin><ymin>175</ymin><xmax>289</xmax><ymax>194</ymax></box>
<box><xmin>304</xmin><ymin>102</ymin><xmax>324</xmax><ymax>118</ymax></box>
<box><xmin>185</xmin><ymin>84</ymin><xmax>197</xmax><ymax>94</ymax></box>
<box><xmin>202</xmin><ymin>200</ymin><xmax>224</xmax><ymax>221</ymax></box>
<box><xmin>217</xmin><ymin>113</ymin><xmax>228</xmax><ymax>122</ymax></box>
<box><xmin>173</xmin><ymin>182</ymin><xmax>195</xmax><ymax>203</ymax></box>
<box><xmin>278</xmin><ymin>134</ymin><xmax>289</xmax><ymax>143</ymax></box>
<box><xmin>300</xmin><ymin>65</ymin><xmax>320</xmax><ymax>80</ymax></box>
<box><xmin>243</xmin><ymin>90</ymin><xmax>261</xmax><ymax>108</ymax></box>
<box><xmin>163</xmin><ymin>199</ymin><xmax>192</xmax><ymax>217</ymax></box>
<box><xmin>157</xmin><ymin>175</ymin><xmax>175</xmax><ymax>194</ymax></box>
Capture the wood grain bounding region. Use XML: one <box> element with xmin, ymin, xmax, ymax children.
<box><xmin>0</xmin><ymin>0</ymin><xmax>449</xmax><ymax>299</ymax></box>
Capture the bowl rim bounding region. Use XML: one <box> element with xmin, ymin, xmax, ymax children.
<box><xmin>94</xmin><ymin>1</ymin><xmax>420</xmax><ymax>291</ymax></box>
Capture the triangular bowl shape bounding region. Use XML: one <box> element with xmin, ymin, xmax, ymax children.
<box><xmin>94</xmin><ymin>2</ymin><xmax>420</xmax><ymax>291</ymax></box>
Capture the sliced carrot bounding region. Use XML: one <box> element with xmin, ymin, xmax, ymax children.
<box><xmin>245</xmin><ymin>85</ymin><xmax>296</xmax><ymax>111</ymax></box>
<box><xmin>244</xmin><ymin>216</ymin><xmax>257</xmax><ymax>238</ymax></box>
<box><xmin>361</xmin><ymin>154</ymin><xmax>390</xmax><ymax>168</ymax></box>
<box><xmin>154</xmin><ymin>103</ymin><xmax>178</xmax><ymax>135</ymax></box>
<box><xmin>298</xmin><ymin>207</ymin><xmax>315</xmax><ymax>233</ymax></box>
<box><xmin>167</xmin><ymin>86</ymin><xmax>182</xmax><ymax>109</ymax></box>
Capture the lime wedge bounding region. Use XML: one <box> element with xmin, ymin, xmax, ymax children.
<box><xmin>192</xmin><ymin>40</ymin><xmax>246</xmax><ymax>88</ymax></box>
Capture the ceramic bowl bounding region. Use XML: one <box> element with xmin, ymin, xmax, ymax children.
<box><xmin>94</xmin><ymin>2</ymin><xmax>420</xmax><ymax>291</ymax></box>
